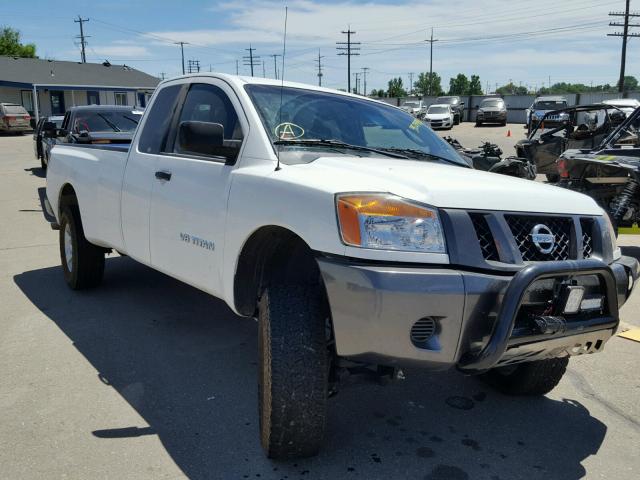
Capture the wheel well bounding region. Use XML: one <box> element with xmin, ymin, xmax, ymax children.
<box><xmin>58</xmin><ymin>183</ymin><xmax>78</xmax><ymax>215</ymax></box>
<box><xmin>234</xmin><ymin>226</ymin><xmax>323</xmax><ymax>316</ymax></box>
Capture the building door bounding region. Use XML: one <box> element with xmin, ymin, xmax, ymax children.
<box><xmin>137</xmin><ymin>92</ymin><xmax>146</xmax><ymax>108</ymax></box>
<box><xmin>50</xmin><ymin>91</ymin><xmax>65</xmax><ymax>114</ymax></box>
<box><xmin>87</xmin><ymin>91</ymin><xmax>100</xmax><ymax>105</ymax></box>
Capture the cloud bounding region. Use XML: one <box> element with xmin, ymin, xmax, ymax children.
<box><xmin>90</xmin><ymin>44</ymin><xmax>151</xmax><ymax>58</ymax></box>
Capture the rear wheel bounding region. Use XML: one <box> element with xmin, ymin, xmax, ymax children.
<box><xmin>59</xmin><ymin>205</ymin><xmax>105</xmax><ymax>289</ymax></box>
<box><xmin>258</xmin><ymin>284</ymin><xmax>329</xmax><ymax>459</ymax></box>
<box><xmin>475</xmin><ymin>121</ymin><xmax>482</xmax><ymax>127</ymax></box>
<box><xmin>545</xmin><ymin>173</ymin><xmax>560</xmax><ymax>183</ymax></box>
<box><xmin>480</xmin><ymin>357</ymin><xmax>569</xmax><ymax>396</ymax></box>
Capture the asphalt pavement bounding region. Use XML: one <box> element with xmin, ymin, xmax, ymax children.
<box><xmin>1</xmin><ymin>132</ymin><xmax>639</xmax><ymax>480</ymax></box>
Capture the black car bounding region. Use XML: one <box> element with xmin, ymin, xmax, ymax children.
<box><xmin>435</xmin><ymin>96</ymin><xmax>465</xmax><ymax>124</ymax></box>
<box><xmin>43</xmin><ymin>105</ymin><xmax>143</xmax><ymax>147</ymax></box>
<box><xmin>33</xmin><ymin>115</ymin><xmax>64</xmax><ymax>169</ymax></box>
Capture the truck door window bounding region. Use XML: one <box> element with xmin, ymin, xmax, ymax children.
<box><xmin>138</xmin><ymin>84</ymin><xmax>182</xmax><ymax>154</ymax></box>
<box><xmin>172</xmin><ymin>83</ymin><xmax>243</xmax><ymax>161</ymax></box>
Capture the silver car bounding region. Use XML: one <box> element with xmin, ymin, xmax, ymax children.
<box><xmin>0</xmin><ymin>103</ymin><xmax>32</xmax><ymax>134</ymax></box>
<box><xmin>476</xmin><ymin>98</ymin><xmax>507</xmax><ymax>126</ymax></box>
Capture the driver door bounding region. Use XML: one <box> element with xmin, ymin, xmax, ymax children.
<box><xmin>149</xmin><ymin>80</ymin><xmax>246</xmax><ymax>297</ymax></box>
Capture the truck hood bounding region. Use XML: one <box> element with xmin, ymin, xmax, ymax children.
<box><xmin>425</xmin><ymin>113</ymin><xmax>450</xmax><ymax>120</ymax></box>
<box><xmin>289</xmin><ymin>156</ymin><xmax>603</xmax><ymax>215</ymax></box>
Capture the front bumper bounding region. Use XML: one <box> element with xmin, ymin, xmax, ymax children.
<box><xmin>318</xmin><ymin>256</ymin><xmax>638</xmax><ymax>373</ymax></box>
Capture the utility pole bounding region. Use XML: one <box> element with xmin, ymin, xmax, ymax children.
<box><xmin>408</xmin><ymin>72</ymin><xmax>414</xmax><ymax>96</ymax></box>
<box><xmin>243</xmin><ymin>45</ymin><xmax>260</xmax><ymax>77</ymax></box>
<box><xmin>608</xmin><ymin>0</ymin><xmax>640</xmax><ymax>93</ymax></box>
<box><xmin>74</xmin><ymin>16</ymin><xmax>90</xmax><ymax>63</ymax></box>
<box><xmin>187</xmin><ymin>59</ymin><xmax>200</xmax><ymax>74</ymax></box>
<box><xmin>426</xmin><ymin>28</ymin><xmax>439</xmax><ymax>96</ymax></box>
<box><xmin>315</xmin><ymin>49</ymin><xmax>324</xmax><ymax>86</ymax></box>
<box><xmin>270</xmin><ymin>54</ymin><xmax>282</xmax><ymax>79</ymax></box>
<box><xmin>236</xmin><ymin>59</ymin><xmax>239</xmax><ymax>75</ymax></box>
<box><xmin>174</xmin><ymin>42</ymin><xmax>188</xmax><ymax>75</ymax></box>
<box><xmin>159</xmin><ymin>72</ymin><xmax>166</xmax><ymax>80</ymax></box>
<box><xmin>262</xmin><ymin>60</ymin><xmax>266</xmax><ymax>78</ymax></box>
<box><xmin>337</xmin><ymin>28</ymin><xmax>360</xmax><ymax>92</ymax></box>
<box><xmin>353</xmin><ymin>72</ymin><xmax>361</xmax><ymax>94</ymax></box>
<box><xmin>362</xmin><ymin>67</ymin><xmax>370</xmax><ymax>96</ymax></box>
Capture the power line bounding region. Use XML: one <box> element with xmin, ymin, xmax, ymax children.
<box><xmin>243</xmin><ymin>44</ymin><xmax>260</xmax><ymax>77</ymax></box>
<box><xmin>608</xmin><ymin>0</ymin><xmax>640</xmax><ymax>92</ymax></box>
<box><xmin>337</xmin><ymin>28</ymin><xmax>360</xmax><ymax>92</ymax></box>
<box><xmin>74</xmin><ymin>16</ymin><xmax>90</xmax><ymax>63</ymax></box>
<box><xmin>174</xmin><ymin>41</ymin><xmax>188</xmax><ymax>75</ymax></box>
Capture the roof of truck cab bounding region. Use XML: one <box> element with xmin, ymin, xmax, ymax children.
<box><xmin>158</xmin><ymin>72</ymin><xmax>385</xmax><ymax>102</ymax></box>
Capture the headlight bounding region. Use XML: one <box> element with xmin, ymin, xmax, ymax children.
<box><xmin>477</xmin><ymin>109</ymin><xmax>484</xmax><ymax>114</ymax></box>
<box><xmin>336</xmin><ymin>194</ymin><xmax>446</xmax><ymax>253</ymax></box>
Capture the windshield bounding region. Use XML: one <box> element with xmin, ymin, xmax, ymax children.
<box><xmin>245</xmin><ymin>84</ymin><xmax>467</xmax><ymax>166</ymax></box>
<box><xmin>481</xmin><ymin>100</ymin><xmax>504</xmax><ymax>108</ymax></box>
<box><xmin>403</xmin><ymin>101</ymin><xmax>419</xmax><ymax>107</ymax></box>
<box><xmin>427</xmin><ymin>106</ymin><xmax>449</xmax><ymax>114</ymax></box>
<box><xmin>533</xmin><ymin>100</ymin><xmax>567</xmax><ymax>110</ymax></box>
<box><xmin>71</xmin><ymin>110</ymin><xmax>141</xmax><ymax>133</ymax></box>
<box><xmin>436</xmin><ymin>97</ymin><xmax>458</xmax><ymax>105</ymax></box>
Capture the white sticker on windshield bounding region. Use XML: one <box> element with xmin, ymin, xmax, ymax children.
<box><xmin>274</xmin><ymin>122</ymin><xmax>305</xmax><ymax>139</ymax></box>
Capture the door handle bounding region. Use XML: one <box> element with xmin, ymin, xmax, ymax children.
<box><xmin>155</xmin><ymin>171</ymin><xmax>172</xmax><ymax>181</ymax></box>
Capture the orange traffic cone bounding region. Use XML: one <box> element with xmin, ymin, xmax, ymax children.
<box><xmin>506</xmin><ymin>129</ymin><xmax>511</xmax><ymax>137</ymax></box>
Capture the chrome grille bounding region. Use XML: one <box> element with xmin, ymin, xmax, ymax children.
<box><xmin>505</xmin><ymin>215</ymin><xmax>573</xmax><ymax>261</ymax></box>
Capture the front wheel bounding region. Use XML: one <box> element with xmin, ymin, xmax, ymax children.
<box><xmin>59</xmin><ymin>205</ymin><xmax>105</xmax><ymax>289</ymax></box>
<box><xmin>480</xmin><ymin>357</ymin><xmax>569</xmax><ymax>396</ymax></box>
<box><xmin>258</xmin><ymin>284</ymin><xmax>329</xmax><ymax>459</ymax></box>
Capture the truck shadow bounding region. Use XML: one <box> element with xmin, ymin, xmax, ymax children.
<box><xmin>14</xmin><ymin>257</ymin><xmax>606</xmax><ymax>480</ymax></box>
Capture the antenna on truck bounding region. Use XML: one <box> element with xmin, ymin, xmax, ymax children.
<box><xmin>275</xmin><ymin>6</ymin><xmax>288</xmax><ymax>171</ymax></box>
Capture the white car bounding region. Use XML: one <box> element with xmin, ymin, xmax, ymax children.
<box><xmin>44</xmin><ymin>73</ymin><xmax>638</xmax><ymax>459</ymax></box>
<box><xmin>423</xmin><ymin>104</ymin><xmax>454</xmax><ymax>129</ymax></box>
<box><xmin>601</xmin><ymin>98</ymin><xmax>640</xmax><ymax>117</ymax></box>
<box><xmin>400</xmin><ymin>99</ymin><xmax>425</xmax><ymax>116</ymax></box>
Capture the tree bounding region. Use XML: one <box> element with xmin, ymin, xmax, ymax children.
<box><xmin>387</xmin><ymin>77</ymin><xmax>407</xmax><ymax>97</ymax></box>
<box><xmin>496</xmin><ymin>82</ymin><xmax>528</xmax><ymax>95</ymax></box>
<box><xmin>414</xmin><ymin>72</ymin><xmax>443</xmax><ymax>96</ymax></box>
<box><xmin>620</xmin><ymin>75</ymin><xmax>639</xmax><ymax>92</ymax></box>
<box><xmin>0</xmin><ymin>27</ymin><xmax>36</xmax><ymax>58</ymax></box>
<box><xmin>448</xmin><ymin>73</ymin><xmax>469</xmax><ymax>95</ymax></box>
<box><xmin>468</xmin><ymin>75</ymin><xmax>483</xmax><ymax>95</ymax></box>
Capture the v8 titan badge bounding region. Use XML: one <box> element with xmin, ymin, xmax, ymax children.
<box><xmin>274</xmin><ymin>122</ymin><xmax>304</xmax><ymax>140</ymax></box>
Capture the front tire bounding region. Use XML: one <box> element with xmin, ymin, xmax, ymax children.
<box><xmin>258</xmin><ymin>284</ymin><xmax>329</xmax><ymax>459</ymax></box>
<box><xmin>59</xmin><ymin>205</ymin><xmax>105</xmax><ymax>289</ymax></box>
<box><xmin>480</xmin><ymin>357</ymin><xmax>569</xmax><ymax>396</ymax></box>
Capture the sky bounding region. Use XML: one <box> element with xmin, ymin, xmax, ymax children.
<box><xmin>1</xmin><ymin>0</ymin><xmax>638</xmax><ymax>93</ymax></box>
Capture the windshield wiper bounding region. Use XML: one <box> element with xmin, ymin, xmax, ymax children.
<box><xmin>377</xmin><ymin>147</ymin><xmax>468</xmax><ymax>167</ymax></box>
<box><xmin>273</xmin><ymin>139</ymin><xmax>409</xmax><ymax>159</ymax></box>
<box><xmin>96</xmin><ymin>113</ymin><xmax>121</xmax><ymax>132</ymax></box>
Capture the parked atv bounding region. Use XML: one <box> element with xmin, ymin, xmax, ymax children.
<box><xmin>516</xmin><ymin>104</ymin><xmax>629</xmax><ymax>183</ymax></box>
<box><xmin>557</xmin><ymin>106</ymin><xmax>640</xmax><ymax>233</ymax></box>
<box><xmin>444</xmin><ymin>136</ymin><xmax>536</xmax><ymax>180</ymax></box>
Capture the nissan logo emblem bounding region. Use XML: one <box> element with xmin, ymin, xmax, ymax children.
<box><xmin>530</xmin><ymin>224</ymin><xmax>555</xmax><ymax>254</ymax></box>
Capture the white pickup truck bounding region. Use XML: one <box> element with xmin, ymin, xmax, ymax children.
<box><xmin>44</xmin><ymin>74</ymin><xmax>638</xmax><ymax>459</ymax></box>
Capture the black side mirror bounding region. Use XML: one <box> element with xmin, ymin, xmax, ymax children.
<box><xmin>42</xmin><ymin>122</ymin><xmax>57</xmax><ymax>138</ymax></box>
<box><xmin>76</xmin><ymin>130</ymin><xmax>92</xmax><ymax>143</ymax></box>
<box><xmin>178</xmin><ymin>121</ymin><xmax>224</xmax><ymax>157</ymax></box>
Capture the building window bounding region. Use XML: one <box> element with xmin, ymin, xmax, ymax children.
<box><xmin>87</xmin><ymin>91</ymin><xmax>100</xmax><ymax>105</ymax></box>
<box><xmin>50</xmin><ymin>91</ymin><xmax>65</xmax><ymax>115</ymax></box>
<box><xmin>21</xmin><ymin>90</ymin><xmax>33</xmax><ymax>113</ymax></box>
<box><xmin>114</xmin><ymin>92</ymin><xmax>128</xmax><ymax>106</ymax></box>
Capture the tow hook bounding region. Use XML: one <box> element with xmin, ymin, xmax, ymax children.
<box><xmin>532</xmin><ymin>316</ymin><xmax>567</xmax><ymax>335</ymax></box>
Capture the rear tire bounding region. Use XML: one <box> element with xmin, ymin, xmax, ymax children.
<box><xmin>59</xmin><ymin>205</ymin><xmax>105</xmax><ymax>289</ymax></box>
<box><xmin>40</xmin><ymin>151</ymin><xmax>47</xmax><ymax>170</ymax></box>
<box><xmin>545</xmin><ymin>173</ymin><xmax>560</xmax><ymax>183</ymax></box>
<box><xmin>258</xmin><ymin>284</ymin><xmax>329</xmax><ymax>459</ymax></box>
<box><xmin>480</xmin><ymin>357</ymin><xmax>569</xmax><ymax>396</ymax></box>
<box><xmin>476</xmin><ymin>121</ymin><xmax>482</xmax><ymax>127</ymax></box>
